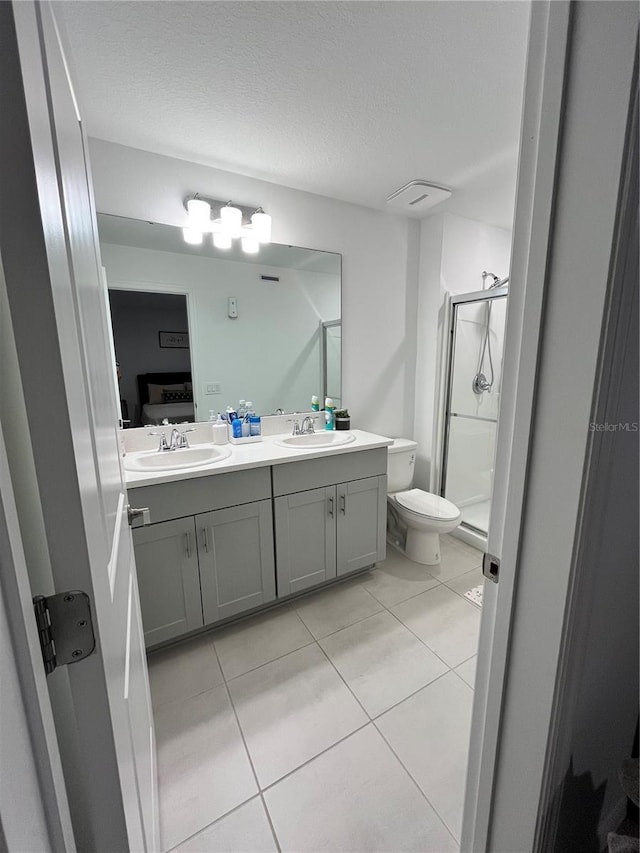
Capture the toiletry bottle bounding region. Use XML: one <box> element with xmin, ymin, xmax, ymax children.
<box><xmin>212</xmin><ymin>414</ymin><xmax>228</xmax><ymax>445</ymax></box>
<box><xmin>238</xmin><ymin>400</ymin><xmax>247</xmax><ymax>419</ymax></box>
<box><xmin>311</xmin><ymin>395</ymin><xmax>320</xmax><ymax>412</ymax></box>
<box><xmin>231</xmin><ymin>417</ymin><xmax>243</xmax><ymax>439</ymax></box>
<box><xmin>247</xmin><ymin>402</ymin><xmax>261</xmax><ymax>436</ymax></box>
<box><xmin>225</xmin><ymin>405</ymin><xmax>237</xmax><ymax>423</ymax></box>
<box><xmin>241</xmin><ymin>414</ymin><xmax>251</xmax><ymax>437</ymax></box>
<box><xmin>209</xmin><ymin>410</ymin><xmax>217</xmax><ymax>422</ymax></box>
<box><xmin>324</xmin><ymin>397</ymin><xmax>336</xmax><ymax>430</ymax></box>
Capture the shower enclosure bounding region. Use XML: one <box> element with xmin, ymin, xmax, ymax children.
<box><xmin>441</xmin><ymin>282</ymin><xmax>508</xmax><ymax>537</ymax></box>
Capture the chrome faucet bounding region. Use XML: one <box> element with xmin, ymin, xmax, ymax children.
<box><xmin>149</xmin><ymin>427</ymin><xmax>195</xmax><ymax>451</ymax></box>
<box><xmin>301</xmin><ymin>416</ymin><xmax>315</xmax><ymax>435</ymax></box>
<box><xmin>170</xmin><ymin>427</ymin><xmax>195</xmax><ymax>450</ymax></box>
<box><xmin>292</xmin><ymin>420</ymin><xmax>301</xmax><ymax>436</ymax></box>
<box><xmin>148</xmin><ymin>430</ymin><xmax>170</xmax><ymax>451</ymax></box>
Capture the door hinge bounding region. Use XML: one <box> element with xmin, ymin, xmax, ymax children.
<box><xmin>33</xmin><ymin>591</ymin><xmax>96</xmax><ymax>676</ymax></box>
<box><xmin>483</xmin><ymin>552</ymin><xmax>500</xmax><ymax>583</ymax></box>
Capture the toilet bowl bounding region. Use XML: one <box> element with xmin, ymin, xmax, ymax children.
<box><xmin>387</xmin><ymin>438</ymin><xmax>461</xmax><ymax>565</ymax></box>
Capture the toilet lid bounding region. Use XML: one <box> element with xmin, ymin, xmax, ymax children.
<box><xmin>395</xmin><ymin>489</ymin><xmax>461</xmax><ymax>521</ymax></box>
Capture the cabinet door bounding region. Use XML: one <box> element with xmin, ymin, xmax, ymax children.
<box><xmin>198</xmin><ymin>500</ymin><xmax>275</xmax><ymax>625</ymax></box>
<box><xmin>336</xmin><ymin>475</ymin><xmax>387</xmax><ymax>576</ymax></box>
<box><xmin>133</xmin><ymin>518</ymin><xmax>203</xmax><ymax>647</ymax></box>
<box><xmin>274</xmin><ymin>487</ymin><xmax>337</xmax><ymax>596</ymax></box>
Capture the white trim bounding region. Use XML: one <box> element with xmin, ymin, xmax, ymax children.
<box><xmin>462</xmin><ymin>2</ymin><xmax>573</xmax><ymax>849</ymax></box>
<box><xmin>473</xmin><ymin>2</ymin><xmax>638</xmax><ymax>850</ymax></box>
<box><xmin>0</xmin><ymin>422</ymin><xmax>76</xmax><ymax>851</ymax></box>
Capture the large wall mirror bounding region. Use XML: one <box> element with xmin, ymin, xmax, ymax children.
<box><xmin>98</xmin><ymin>214</ymin><xmax>341</xmax><ymax>426</ymax></box>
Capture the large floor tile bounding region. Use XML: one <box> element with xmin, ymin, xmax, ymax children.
<box><xmin>427</xmin><ymin>536</ymin><xmax>483</xmax><ymax>582</ymax></box>
<box><xmin>214</xmin><ymin>605</ymin><xmax>313</xmax><ymax>680</ymax></box>
<box><xmin>148</xmin><ymin>634</ymin><xmax>223</xmax><ymax>709</ymax></box>
<box><xmin>173</xmin><ymin>797</ymin><xmax>277</xmax><ymax>853</ymax></box>
<box><xmin>228</xmin><ymin>643</ymin><xmax>367</xmax><ymax>787</ymax></box>
<box><xmin>264</xmin><ymin>725</ymin><xmax>457</xmax><ymax>852</ymax></box>
<box><xmin>361</xmin><ymin>551</ymin><xmax>440</xmax><ymax>607</ymax></box>
<box><xmin>455</xmin><ymin>656</ymin><xmax>477</xmax><ymax>689</ymax></box>
<box><xmin>445</xmin><ymin>566</ymin><xmax>484</xmax><ymax>600</ymax></box>
<box><xmin>156</xmin><ymin>685</ymin><xmax>257</xmax><ymax>851</ymax></box>
<box><xmin>320</xmin><ymin>611</ymin><xmax>448</xmax><ymax>718</ymax></box>
<box><xmin>294</xmin><ymin>579</ymin><xmax>383</xmax><ymax>639</ymax></box>
<box><xmin>391</xmin><ymin>584</ymin><xmax>481</xmax><ymax>667</ymax></box>
<box><xmin>377</xmin><ymin>672</ymin><xmax>474</xmax><ymax>842</ymax></box>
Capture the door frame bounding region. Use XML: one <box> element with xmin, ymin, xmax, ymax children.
<box><xmin>463</xmin><ymin>2</ymin><xmax>639</xmax><ymax>850</ymax></box>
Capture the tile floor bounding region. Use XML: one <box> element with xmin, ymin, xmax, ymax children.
<box><xmin>148</xmin><ymin>534</ymin><xmax>484</xmax><ymax>852</ymax></box>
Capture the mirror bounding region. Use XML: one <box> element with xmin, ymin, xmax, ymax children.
<box><xmin>98</xmin><ymin>214</ymin><xmax>341</xmax><ymax>426</ymax></box>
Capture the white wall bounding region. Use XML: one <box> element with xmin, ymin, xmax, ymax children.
<box><xmin>413</xmin><ymin>212</ymin><xmax>511</xmax><ymax>489</ymax></box>
<box><xmin>90</xmin><ymin>139</ymin><xmax>419</xmax><ymax>437</ymax></box>
<box><xmin>103</xmin><ymin>242</ymin><xmax>340</xmax><ymax>419</ymax></box>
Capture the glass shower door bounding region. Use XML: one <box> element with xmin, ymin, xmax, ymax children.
<box><xmin>442</xmin><ymin>291</ymin><xmax>508</xmax><ymax>536</ymax></box>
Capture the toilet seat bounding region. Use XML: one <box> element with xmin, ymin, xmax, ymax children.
<box><xmin>394</xmin><ymin>489</ymin><xmax>460</xmax><ymax>521</ymax></box>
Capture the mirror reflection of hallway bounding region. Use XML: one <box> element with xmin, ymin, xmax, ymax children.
<box><xmin>108</xmin><ymin>289</ymin><xmax>193</xmax><ymax>427</ymax></box>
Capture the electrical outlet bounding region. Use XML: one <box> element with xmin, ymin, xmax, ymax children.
<box><xmin>204</xmin><ymin>382</ymin><xmax>222</xmax><ymax>395</ymax></box>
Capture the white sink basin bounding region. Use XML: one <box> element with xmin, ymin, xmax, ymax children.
<box><xmin>124</xmin><ymin>445</ymin><xmax>231</xmax><ymax>472</ymax></box>
<box><xmin>275</xmin><ymin>432</ymin><xmax>356</xmax><ymax>449</ymax></box>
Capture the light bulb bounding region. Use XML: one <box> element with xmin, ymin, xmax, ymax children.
<box><xmin>251</xmin><ymin>211</ymin><xmax>272</xmax><ymax>244</ymax></box>
<box><xmin>186</xmin><ymin>198</ymin><xmax>211</xmax><ymax>227</ymax></box>
<box><xmin>213</xmin><ymin>231</ymin><xmax>232</xmax><ymax>249</ymax></box>
<box><xmin>220</xmin><ymin>204</ymin><xmax>242</xmax><ymax>238</ymax></box>
<box><xmin>182</xmin><ymin>227</ymin><xmax>203</xmax><ymax>245</ymax></box>
<box><xmin>241</xmin><ymin>235</ymin><xmax>259</xmax><ymax>254</ymax></box>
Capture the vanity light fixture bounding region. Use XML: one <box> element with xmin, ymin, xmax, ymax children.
<box><xmin>183</xmin><ymin>194</ymin><xmax>272</xmax><ymax>253</ymax></box>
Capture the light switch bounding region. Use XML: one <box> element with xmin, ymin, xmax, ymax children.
<box><xmin>227</xmin><ymin>297</ymin><xmax>238</xmax><ymax>319</ymax></box>
<box><xmin>204</xmin><ymin>382</ymin><xmax>222</xmax><ymax>395</ymax></box>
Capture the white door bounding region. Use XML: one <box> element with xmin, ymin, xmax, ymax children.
<box><xmin>2</xmin><ymin>2</ymin><xmax>158</xmax><ymax>850</ymax></box>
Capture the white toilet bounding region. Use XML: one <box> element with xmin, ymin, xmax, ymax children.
<box><xmin>387</xmin><ymin>438</ymin><xmax>461</xmax><ymax>565</ymax></box>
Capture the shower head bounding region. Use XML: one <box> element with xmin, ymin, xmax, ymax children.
<box><xmin>482</xmin><ymin>271</ymin><xmax>509</xmax><ymax>289</ymax></box>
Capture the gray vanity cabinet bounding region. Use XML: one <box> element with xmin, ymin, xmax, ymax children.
<box><xmin>132</xmin><ymin>517</ymin><xmax>204</xmax><ymax>646</ymax></box>
<box><xmin>197</xmin><ymin>499</ymin><xmax>276</xmax><ymax>625</ymax></box>
<box><xmin>273</xmin><ymin>449</ymin><xmax>388</xmax><ymax>598</ymax></box>
<box><xmin>336</xmin><ymin>476</ymin><xmax>387</xmax><ymax>576</ymax></box>
<box><xmin>274</xmin><ymin>487</ymin><xmax>337</xmax><ymax>595</ymax></box>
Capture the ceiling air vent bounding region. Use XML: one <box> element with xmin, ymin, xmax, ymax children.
<box><xmin>260</xmin><ymin>274</ymin><xmax>280</xmax><ymax>282</ymax></box>
<box><xmin>386</xmin><ymin>181</ymin><xmax>452</xmax><ymax>216</ymax></box>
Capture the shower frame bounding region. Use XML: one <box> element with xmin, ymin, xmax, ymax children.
<box><xmin>437</xmin><ymin>284</ymin><xmax>509</xmax><ymax>544</ymax></box>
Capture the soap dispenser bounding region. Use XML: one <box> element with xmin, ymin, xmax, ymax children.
<box><xmin>212</xmin><ymin>414</ymin><xmax>229</xmax><ymax>445</ymax></box>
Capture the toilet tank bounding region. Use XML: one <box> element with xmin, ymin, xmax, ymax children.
<box><xmin>387</xmin><ymin>438</ymin><xmax>418</xmax><ymax>492</ymax></box>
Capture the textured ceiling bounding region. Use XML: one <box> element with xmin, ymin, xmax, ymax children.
<box><xmin>59</xmin><ymin>1</ymin><xmax>530</xmax><ymax>229</ymax></box>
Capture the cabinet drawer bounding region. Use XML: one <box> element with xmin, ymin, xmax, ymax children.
<box><xmin>272</xmin><ymin>448</ymin><xmax>387</xmax><ymax>497</ymax></box>
<box><xmin>130</xmin><ymin>466</ymin><xmax>271</xmax><ymax>524</ymax></box>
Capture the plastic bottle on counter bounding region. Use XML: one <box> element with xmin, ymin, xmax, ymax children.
<box><xmin>247</xmin><ymin>402</ymin><xmax>261</xmax><ymax>436</ymax></box>
<box><xmin>212</xmin><ymin>414</ymin><xmax>228</xmax><ymax>445</ymax></box>
<box><xmin>238</xmin><ymin>400</ymin><xmax>247</xmax><ymax>419</ymax></box>
<box><xmin>311</xmin><ymin>395</ymin><xmax>320</xmax><ymax>412</ymax></box>
<box><xmin>231</xmin><ymin>418</ymin><xmax>243</xmax><ymax>439</ymax></box>
<box><xmin>324</xmin><ymin>397</ymin><xmax>336</xmax><ymax>430</ymax></box>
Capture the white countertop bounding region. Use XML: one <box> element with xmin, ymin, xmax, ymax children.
<box><xmin>125</xmin><ymin>429</ymin><xmax>393</xmax><ymax>489</ymax></box>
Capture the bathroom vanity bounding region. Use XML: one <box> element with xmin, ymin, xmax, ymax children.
<box><xmin>126</xmin><ymin>429</ymin><xmax>390</xmax><ymax>648</ymax></box>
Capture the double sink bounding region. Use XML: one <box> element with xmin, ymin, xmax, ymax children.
<box><xmin>123</xmin><ymin>431</ymin><xmax>356</xmax><ymax>473</ymax></box>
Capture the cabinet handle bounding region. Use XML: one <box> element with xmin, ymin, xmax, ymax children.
<box><xmin>340</xmin><ymin>493</ymin><xmax>347</xmax><ymax>515</ymax></box>
<box><xmin>185</xmin><ymin>532</ymin><xmax>192</xmax><ymax>558</ymax></box>
<box><xmin>202</xmin><ymin>528</ymin><xmax>209</xmax><ymax>552</ymax></box>
<box><xmin>328</xmin><ymin>496</ymin><xmax>334</xmax><ymax>518</ymax></box>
